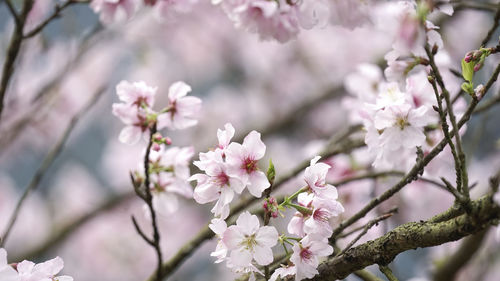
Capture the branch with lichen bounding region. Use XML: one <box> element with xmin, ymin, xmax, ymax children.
<box><xmin>310</xmin><ymin>194</ymin><xmax>500</xmax><ymax>281</ymax></box>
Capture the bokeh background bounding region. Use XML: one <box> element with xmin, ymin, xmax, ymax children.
<box><xmin>1</xmin><ymin>1</ymin><xmax>500</xmax><ymax>280</ymax></box>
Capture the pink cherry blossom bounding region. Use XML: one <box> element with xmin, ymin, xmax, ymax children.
<box><xmin>17</xmin><ymin>256</ymin><xmax>73</xmax><ymax>281</ymax></box>
<box><xmin>209</xmin><ymin>218</ymin><xmax>229</xmax><ymax>263</ymax></box>
<box><xmin>304</xmin><ymin>196</ymin><xmax>344</xmax><ymax>238</ymax></box>
<box><xmin>225</xmin><ymin>131</ymin><xmax>270</xmax><ymax>197</ymax></box>
<box><xmin>217</xmin><ymin>123</ymin><xmax>235</xmax><ymax>153</ymax></box>
<box><xmin>270</xmin><ymin>264</ymin><xmax>296</xmax><ymax>281</ymax></box>
<box><xmin>157</xmin><ymin>81</ymin><xmax>202</xmax><ymax>130</ymax></box>
<box><xmin>290</xmin><ymin>234</ymin><xmax>333</xmax><ymax>281</ymax></box>
<box><xmin>303</xmin><ymin>156</ymin><xmax>339</xmax><ymax>199</ymax></box>
<box><xmin>90</xmin><ymin>0</ymin><xmax>136</xmax><ymax>24</ymax></box>
<box><xmin>115</xmin><ymin>80</ymin><xmax>157</xmax><ymax>107</ymax></box>
<box><xmin>374</xmin><ymin>103</ymin><xmax>433</xmax><ymax>150</ymax></box>
<box><xmin>112</xmin><ymin>80</ymin><xmax>158</xmax><ymax>145</ymax></box>
<box><xmin>222</xmin><ymin>211</ymin><xmax>278</xmax><ymax>267</ymax></box>
<box><xmin>191</xmin><ymin>152</ymin><xmax>245</xmax><ymax>219</ymax></box>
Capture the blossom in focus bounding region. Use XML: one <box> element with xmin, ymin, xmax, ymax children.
<box><xmin>91</xmin><ymin>0</ymin><xmax>136</xmax><ymax>24</ymax></box>
<box><xmin>191</xmin><ymin>151</ymin><xmax>245</xmax><ymax>219</ymax></box>
<box><xmin>303</xmin><ymin>156</ymin><xmax>339</xmax><ymax>200</ymax></box>
<box><xmin>290</xmin><ymin>234</ymin><xmax>333</xmax><ymax>281</ymax></box>
<box><xmin>209</xmin><ymin>218</ymin><xmax>229</xmax><ymax>263</ymax></box>
<box><xmin>374</xmin><ymin>103</ymin><xmax>432</xmax><ymax>150</ymax></box>
<box><xmin>157</xmin><ymin>81</ymin><xmax>202</xmax><ymax>130</ymax></box>
<box><xmin>223</xmin><ymin>211</ymin><xmax>278</xmax><ymax>267</ymax></box>
<box><xmin>225</xmin><ymin>131</ymin><xmax>270</xmax><ymax>197</ymax></box>
<box><xmin>112</xmin><ymin>80</ymin><xmax>158</xmax><ymax>145</ymax></box>
<box><xmin>17</xmin><ymin>256</ymin><xmax>73</xmax><ymax>281</ymax></box>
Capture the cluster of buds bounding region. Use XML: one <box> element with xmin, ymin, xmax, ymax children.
<box><xmin>152</xmin><ymin>132</ymin><xmax>172</xmax><ymax>151</ymax></box>
<box><xmin>263</xmin><ymin>197</ymin><xmax>281</xmax><ymax>218</ymax></box>
<box><xmin>464</xmin><ymin>47</ymin><xmax>494</xmax><ymax>72</ymax></box>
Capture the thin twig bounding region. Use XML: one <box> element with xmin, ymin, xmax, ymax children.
<box><xmin>133</xmin><ymin>123</ymin><xmax>164</xmax><ymax>281</ymax></box>
<box><xmin>132</xmin><ymin>216</ymin><xmax>155</xmax><ymax>246</ymax></box>
<box><xmin>0</xmin><ymin>86</ymin><xmax>105</xmax><ymax>247</ymax></box>
<box><xmin>4</xmin><ymin>0</ymin><xmax>20</xmax><ymax>24</ymax></box>
<box><xmin>481</xmin><ymin>2</ymin><xmax>500</xmax><ymax>47</ymax></box>
<box><xmin>426</xmin><ymin>44</ymin><xmax>469</xmax><ymax>199</ymax></box>
<box><xmin>330</xmin><ymin>61</ymin><xmax>500</xmax><ymax>241</ymax></box>
<box><xmin>145</xmin><ymin>129</ymin><xmax>365</xmax><ymax>281</ymax></box>
<box><xmin>336</xmin><ymin>208</ymin><xmax>397</xmax><ymax>257</ymax></box>
<box><xmin>23</xmin><ymin>0</ymin><xmax>91</xmax><ymax>39</ymax></box>
<box><xmin>0</xmin><ymin>0</ymin><xmax>34</xmax><ymax>124</ymax></box>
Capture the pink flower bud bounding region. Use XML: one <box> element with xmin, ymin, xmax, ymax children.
<box><xmin>472</xmin><ymin>50</ymin><xmax>482</xmax><ymax>60</ymax></box>
<box><xmin>474</xmin><ymin>63</ymin><xmax>482</xmax><ymax>72</ymax></box>
<box><xmin>271</xmin><ymin>211</ymin><xmax>278</xmax><ymax>218</ymax></box>
<box><xmin>152</xmin><ymin>143</ymin><xmax>161</xmax><ymax>151</ymax></box>
<box><xmin>464</xmin><ymin>52</ymin><xmax>473</xmax><ymax>63</ymax></box>
<box><xmin>263</xmin><ymin>201</ymin><xmax>268</xmax><ymax>210</ymax></box>
<box><xmin>153</xmin><ymin>133</ymin><xmax>163</xmax><ymax>142</ymax></box>
<box><xmin>164</xmin><ymin>137</ymin><xmax>172</xmax><ymax>145</ymax></box>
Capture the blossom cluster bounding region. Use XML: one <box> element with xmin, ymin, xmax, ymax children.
<box><xmin>0</xmin><ymin>248</ymin><xmax>72</xmax><ymax>281</ymax></box>
<box><xmin>341</xmin><ymin>1</ymin><xmax>466</xmax><ymax>171</ymax></box>
<box><xmin>191</xmin><ymin>124</ymin><xmax>345</xmax><ymax>280</ymax></box>
<box><xmin>216</xmin><ymin>0</ymin><xmax>330</xmax><ymax>43</ymax></box>
<box><xmin>271</xmin><ymin>156</ymin><xmax>344</xmax><ymax>281</ymax></box>
<box><xmin>189</xmin><ymin>124</ymin><xmax>280</xmax><ymax>274</ymax></box>
<box><xmin>112</xmin><ymin>80</ymin><xmax>201</xmax><ymax>215</ymax></box>
<box><xmin>191</xmin><ymin>123</ymin><xmax>270</xmax><ymax>219</ymax></box>
<box><xmin>112</xmin><ymin>80</ymin><xmax>201</xmax><ymax>144</ymax></box>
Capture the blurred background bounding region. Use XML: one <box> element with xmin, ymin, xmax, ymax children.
<box><xmin>1</xmin><ymin>0</ymin><xmax>500</xmax><ymax>280</ymax></box>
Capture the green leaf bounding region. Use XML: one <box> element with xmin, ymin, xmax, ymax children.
<box><xmin>461</xmin><ymin>82</ymin><xmax>474</xmax><ymax>95</ymax></box>
<box><xmin>266</xmin><ymin>158</ymin><xmax>275</xmax><ymax>184</ymax></box>
<box><xmin>461</xmin><ymin>58</ymin><xmax>474</xmax><ymax>82</ymax></box>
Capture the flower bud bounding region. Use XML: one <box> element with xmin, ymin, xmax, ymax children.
<box><xmin>152</xmin><ymin>143</ymin><xmax>161</xmax><ymax>151</ymax></box>
<box><xmin>164</xmin><ymin>137</ymin><xmax>172</xmax><ymax>145</ymax></box>
<box><xmin>464</xmin><ymin>51</ymin><xmax>474</xmax><ymax>63</ymax></box>
<box><xmin>472</xmin><ymin>50</ymin><xmax>482</xmax><ymax>60</ymax></box>
<box><xmin>474</xmin><ymin>84</ymin><xmax>485</xmax><ymax>100</ymax></box>
<box><xmin>474</xmin><ymin>63</ymin><xmax>482</xmax><ymax>72</ymax></box>
<box><xmin>153</xmin><ymin>132</ymin><xmax>163</xmax><ymax>142</ymax></box>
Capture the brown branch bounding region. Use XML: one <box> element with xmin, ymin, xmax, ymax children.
<box><xmin>0</xmin><ymin>23</ymin><xmax>103</xmax><ymax>156</ymax></box>
<box><xmin>134</xmin><ymin>123</ymin><xmax>164</xmax><ymax>281</ymax></box>
<box><xmin>481</xmin><ymin>2</ymin><xmax>500</xmax><ymax>47</ymax></box>
<box><xmin>0</xmin><ymin>0</ymin><xmax>34</xmax><ymax>123</ymax></box>
<box><xmin>23</xmin><ymin>0</ymin><xmax>91</xmax><ymax>39</ymax></box>
<box><xmin>311</xmin><ymin>195</ymin><xmax>500</xmax><ymax>281</ymax></box>
<box><xmin>4</xmin><ymin>0</ymin><xmax>20</xmax><ymax>24</ymax></box>
<box><xmin>0</xmin><ymin>86</ymin><xmax>105</xmax><ymax>247</ymax></box>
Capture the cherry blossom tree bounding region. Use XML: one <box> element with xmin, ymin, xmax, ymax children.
<box><xmin>1</xmin><ymin>1</ymin><xmax>500</xmax><ymax>281</ymax></box>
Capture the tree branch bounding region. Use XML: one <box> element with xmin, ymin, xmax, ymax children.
<box><xmin>311</xmin><ymin>195</ymin><xmax>499</xmax><ymax>281</ymax></box>
<box><xmin>23</xmin><ymin>0</ymin><xmax>91</xmax><ymax>39</ymax></box>
<box><xmin>0</xmin><ymin>0</ymin><xmax>34</xmax><ymax>123</ymax></box>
